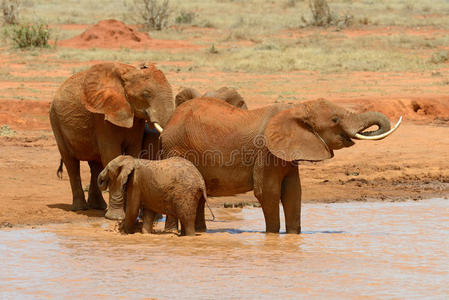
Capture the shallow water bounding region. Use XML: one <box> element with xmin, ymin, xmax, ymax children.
<box><xmin>1</xmin><ymin>199</ymin><xmax>448</xmax><ymax>299</ymax></box>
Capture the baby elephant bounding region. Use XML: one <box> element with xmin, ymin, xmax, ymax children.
<box><xmin>98</xmin><ymin>155</ymin><xmax>208</xmax><ymax>236</ymax></box>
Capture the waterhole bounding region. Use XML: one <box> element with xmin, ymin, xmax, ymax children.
<box><xmin>1</xmin><ymin>199</ymin><xmax>448</xmax><ymax>299</ymax></box>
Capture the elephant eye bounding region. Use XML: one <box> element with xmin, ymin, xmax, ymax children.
<box><xmin>332</xmin><ymin>116</ymin><xmax>339</xmax><ymax>123</ymax></box>
<box><xmin>143</xmin><ymin>90</ymin><xmax>152</xmax><ymax>99</ymax></box>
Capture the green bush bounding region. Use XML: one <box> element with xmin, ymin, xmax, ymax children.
<box><xmin>175</xmin><ymin>10</ymin><xmax>195</xmax><ymax>24</ymax></box>
<box><xmin>4</xmin><ymin>23</ymin><xmax>51</xmax><ymax>48</ymax></box>
<box><xmin>0</xmin><ymin>125</ymin><xmax>16</xmax><ymax>137</ymax></box>
<box><xmin>430</xmin><ymin>51</ymin><xmax>449</xmax><ymax>64</ymax></box>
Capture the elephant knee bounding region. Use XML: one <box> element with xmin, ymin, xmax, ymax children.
<box><xmin>253</xmin><ymin>186</ymin><xmax>263</xmax><ymax>201</ymax></box>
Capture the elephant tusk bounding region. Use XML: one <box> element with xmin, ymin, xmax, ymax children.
<box><xmin>354</xmin><ymin>116</ymin><xmax>402</xmax><ymax>140</ymax></box>
<box><xmin>154</xmin><ymin>122</ymin><xmax>164</xmax><ymax>133</ymax></box>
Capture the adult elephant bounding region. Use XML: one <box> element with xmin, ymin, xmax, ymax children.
<box><xmin>160</xmin><ymin>98</ymin><xmax>401</xmax><ymax>233</ymax></box>
<box><xmin>141</xmin><ymin>86</ymin><xmax>247</xmax><ymax>160</ymax></box>
<box><xmin>50</xmin><ymin>62</ymin><xmax>174</xmax><ymax>219</ymax></box>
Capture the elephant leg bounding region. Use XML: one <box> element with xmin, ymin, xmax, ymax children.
<box><xmin>180</xmin><ymin>218</ymin><xmax>196</xmax><ymax>236</ymax></box>
<box><xmin>142</xmin><ymin>209</ymin><xmax>156</xmax><ymax>234</ymax></box>
<box><xmin>64</xmin><ymin>156</ymin><xmax>87</xmax><ymax>211</ymax></box>
<box><xmin>164</xmin><ymin>215</ymin><xmax>179</xmax><ymax>233</ymax></box>
<box><xmin>281</xmin><ymin>167</ymin><xmax>302</xmax><ymax>234</ymax></box>
<box><xmin>254</xmin><ymin>164</ymin><xmax>283</xmax><ymax>233</ymax></box>
<box><xmin>123</xmin><ymin>188</ymin><xmax>140</xmax><ymax>234</ymax></box>
<box><xmin>258</xmin><ymin>192</ymin><xmax>281</xmax><ymax>233</ymax></box>
<box><xmin>87</xmin><ymin>160</ymin><xmax>107</xmax><ymax>210</ymax></box>
<box><xmin>194</xmin><ymin>197</ymin><xmax>206</xmax><ymax>232</ymax></box>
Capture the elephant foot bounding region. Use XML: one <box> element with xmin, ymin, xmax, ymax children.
<box><xmin>105</xmin><ymin>208</ymin><xmax>125</xmax><ymax>220</ymax></box>
<box><xmin>164</xmin><ymin>216</ymin><xmax>179</xmax><ymax>233</ymax></box>
<box><xmin>194</xmin><ymin>225</ymin><xmax>207</xmax><ymax>232</ymax></box>
<box><xmin>285</xmin><ymin>224</ymin><xmax>301</xmax><ymax>234</ymax></box>
<box><xmin>87</xmin><ymin>196</ymin><xmax>107</xmax><ymax>210</ymax></box>
<box><xmin>72</xmin><ymin>199</ymin><xmax>88</xmax><ymax>211</ymax></box>
<box><xmin>163</xmin><ymin>226</ymin><xmax>179</xmax><ymax>234</ymax></box>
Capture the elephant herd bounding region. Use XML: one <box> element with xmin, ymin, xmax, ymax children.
<box><xmin>50</xmin><ymin>62</ymin><xmax>401</xmax><ymax>235</ymax></box>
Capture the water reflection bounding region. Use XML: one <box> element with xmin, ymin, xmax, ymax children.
<box><xmin>1</xmin><ymin>199</ymin><xmax>448</xmax><ymax>299</ymax></box>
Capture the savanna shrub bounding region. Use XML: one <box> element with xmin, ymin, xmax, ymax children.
<box><xmin>134</xmin><ymin>0</ymin><xmax>170</xmax><ymax>30</ymax></box>
<box><xmin>5</xmin><ymin>22</ymin><xmax>51</xmax><ymax>48</ymax></box>
<box><xmin>175</xmin><ymin>10</ymin><xmax>195</xmax><ymax>24</ymax></box>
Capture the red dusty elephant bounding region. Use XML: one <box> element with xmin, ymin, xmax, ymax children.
<box><xmin>50</xmin><ymin>62</ymin><xmax>174</xmax><ymax>219</ymax></box>
<box><xmin>159</xmin><ymin>98</ymin><xmax>401</xmax><ymax>233</ymax></box>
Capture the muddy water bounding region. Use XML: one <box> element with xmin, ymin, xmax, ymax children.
<box><xmin>1</xmin><ymin>199</ymin><xmax>448</xmax><ymax>299</ymax></box>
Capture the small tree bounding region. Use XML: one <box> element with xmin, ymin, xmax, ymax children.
<box><xmin>1</xmin><ymin>0</ymin><xmax>20</xmax><ymax>25</ymax></box>
<box><xmin>134</xmin><ymin>0</ymin><xmax>170</xmax><ymax>31</ymax></box>
<box><xmin>309</xmin><ymin>0</ymin><xmax>333</xmax><ymax>26</ymax></box>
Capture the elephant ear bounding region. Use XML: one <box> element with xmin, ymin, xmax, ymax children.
<box><xmin>82</xmin><ymin>63</ymin><xmax>135</xmax><ymax>128</ymax></box>
<box><xmin>175</xmin><ymin>87</ymin><xmax>201</xmax><ymax>107</ymax></box>
<box><xmin>108</xmin><ymin>156</ymin><xmax>135</xmax><ymax>193</ymax></box>
<box><xmin>205</xmin><ymin>87</ymin><xmax>247</xmax><ymax>109</ymax></box>
<box><xmin>264</xmin><ymin>105</ymin><xmax>333</xmax><ymax>162</ymax></box>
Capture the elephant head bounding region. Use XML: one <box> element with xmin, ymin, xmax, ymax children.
<box><xmin>265</xmin><ymin>99</ymin><xmax>401</xmax><ymax>162</ymax></box>
<box><xmin>82</xmin><ymin>62</ymin><xmax>174</xmax><ymax>132</ymax></box>
<box><xmin>175</xmin><ymin>87</ymin><xmax>247</xmax><ymax>109</ymax></box>
<box><xmin>98</xmin><ymin>155</ymin><xmax>135</xmax><ymax>220</ymax></box>
<box><xmin>175</xmin><ymin>87</ymin><xmax>202</xmax><ymax>107</ymax></box>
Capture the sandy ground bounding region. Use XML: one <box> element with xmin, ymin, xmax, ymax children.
<box><xmin>0</xmin><ymin>23</ymin><xmax>448</xmax><ymax>227</ymax></box>
<box><xmin>0</xmin><ymin>119</ymin><xmax>447</xmax><ymax>227</ymax></box>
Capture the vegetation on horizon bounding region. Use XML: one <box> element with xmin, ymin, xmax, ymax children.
<box><xmin>0</xmin><ymin>0</ymin><xmax>448</xmax><ymax>73</ymax></box>
<box><xmin>132</xmin><ymin>0</ymin><xmax>170</xmax><ymax>31</ymax></box>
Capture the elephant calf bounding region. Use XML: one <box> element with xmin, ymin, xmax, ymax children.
<box><xmin>98</xmin><ymin>155</ymin><xmax>208</xmax><ymax>236</ymax></box>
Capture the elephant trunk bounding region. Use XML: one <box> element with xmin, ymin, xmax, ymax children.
<box><xmin>354</xmin><ymin>111</ymin><xmax>391</xmax><ymax>137</ymax></box>
<box><xmin>343</xmin><ymin>111</ymin><xmax>402</xmax><ymax>141</ymax></box>
<box><xmin>145</xmin><ymin>90</ymin><xmax>175</xmax><ymax>133</ymax></box>
<box><xmin>105</xmin><ymin>192</ymin><xmax>125</xmax><ymax>220</ymax></box>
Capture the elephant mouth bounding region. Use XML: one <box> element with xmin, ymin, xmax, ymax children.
<box><xmin>341</xmin><ymin>133</ymin><xmax>355</xmax><ymax>147</ymax></box>
<box><xmin>143</xmin><ymin>110</ymin><xmax>164</xmax><ymax>133</ymax></box>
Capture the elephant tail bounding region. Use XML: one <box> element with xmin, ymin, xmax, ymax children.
<box><xmin>57</xmin><ymin>158</ymin><xmax>63</xmax><ymax>180</ymax></box>
<box><xmin>202</xmin><ymin>189</ymin><xmax>215</xmax><ymax>221</ymax></box>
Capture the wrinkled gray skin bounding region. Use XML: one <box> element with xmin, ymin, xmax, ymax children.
<box><xmin>161</xmin><ymin>98</ymin><xmax>393</xmax><ymax>234</ymax></box>
<box><xmin>50</xmin><ymin>62</ymin><xmax>174</xmax><ymax>218</ymax></box>
<box><xmin>141</xmin><ymin>87</ymin><xmax>247</xmax><ymax>160</ymax></box>
<box><xmin>98</xmin><ymin>155</ymin><xmax>208</xmax><ymax>236</ymax></box>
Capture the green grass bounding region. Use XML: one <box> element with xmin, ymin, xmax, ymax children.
<box><xmin>19</xmin><ymin>0</ymin><xmax>449</xmax><ymax>28</ymax></box>
<box><xmin>3</xmin><ymin>0</ymin><xmax>448</xmax><ymax>75</ymax></box>
<box><xmin>0</xmin><ymin>125</ymin><xmax>16</xmax><ymax>137</ymax></box>
<box><xmin>38</xmin><ymin>32</ymin><xmax>446</xmax><ymax>74</ymax></box>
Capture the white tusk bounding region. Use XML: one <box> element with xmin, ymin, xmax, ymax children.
<box><xmin>154</xmin><ymin>122</ymin><xmax>164</xmax><ymax>133</ymax></box>
<box><xmin>354</xmin><ymin>116</ymin><xmax>402</xmax><ymax>140</ymax></box>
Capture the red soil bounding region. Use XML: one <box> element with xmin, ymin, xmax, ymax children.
<box><xmin>0</xmin><ymin>100</ymin><xmax>50</xmax><ymax>130</ymax></box>
<box><xmin>59</xmin><ymin>19</ymin><xmax>200</xmax><ymax>50</ymax></box>
<box><xmin>336</xmin><ymin>97</ymin><xmax>449</xmax><ymax>123</ymax></box>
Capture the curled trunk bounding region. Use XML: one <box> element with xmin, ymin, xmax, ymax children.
<box><xmin>351</xmin><ymin>111</ymin><xmax>391</xmax><ymax>137</ymax></box>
